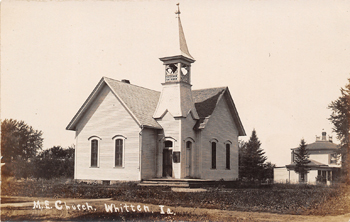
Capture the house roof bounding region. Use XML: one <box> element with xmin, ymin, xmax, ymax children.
<box><xmin>285</xmin><ymin>159</ymin><xmax>336</xmax><ymax>170</ymax></box>
<box><xmin>291</xmin><ymin>140</ymin><xmax>339</xmax><ymax>151</ymax></box>
<box><xmin>67</xmin><ymin>77</ymin><xmax>245</xmax><ymax>136</ymax></box>
<box><xmin>286</xmin><ymin>159</ymin><xmax>328</xmax><ymax>168</ymax></box>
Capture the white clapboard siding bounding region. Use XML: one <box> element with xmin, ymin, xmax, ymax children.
<box><xmin>180</xmin><ymin>113</ymin><xmax>198</xmax><ymax>178</ymax></box>
<box><xmin>75</xmin><ymin>85</ymin><xmax>141</xmax><ymax>181</ymax></box>
<box><xmin>200</xmin><ymin>96</ymin><xmax>239</xmax><ymax>180</ymax></box>
<box><xmin>140</xmin><ymin>128</ymin><xmax>158</xmax><ymax>179</ymax></box>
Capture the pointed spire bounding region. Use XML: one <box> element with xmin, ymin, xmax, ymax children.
<box><xmin>176</xmin><ymin>3</ymin><xmax>194</xmax><ymax>60</ymax></box>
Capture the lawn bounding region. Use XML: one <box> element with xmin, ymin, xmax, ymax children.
<box><xmin>2</xmin><ymin>177</ymin><xmax>350</xmax><ymax>217</ymax></box>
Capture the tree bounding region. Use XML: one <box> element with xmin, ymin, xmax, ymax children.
<box><xmin>238</xmin><ymin>139</ymin><xmax>246</xmax><ymax>177</ymax></box>
<box><xmin>239</xmin><ymin>129</ymin><xmax>267</xmax><ymax>181</ymax></box>
<box><xmin>293</xmin><ymin>139</ymin><xmax>311</xmax><ymax>183</ymax></box>
<box><xmin>33</xmin><ymin>146</ymin><xmax>75</xmax><ymax>179</ymax></box>
<box><xmin>1</xmin><ymin>119</ymin><xmax>43</xmax><ymax>163</ymax></box>
<box><xmin>328</xmin><ymin>78</ymin><xmax>350</xmax><ymax>183</ymax></box>
<box><xmin>262</xmin><ymin>162</ymin><xmax>275</xmax><ymax>183</ymax></box>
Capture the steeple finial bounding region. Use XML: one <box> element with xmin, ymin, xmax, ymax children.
<box><xmin>175</xmin><ymin>3</ymin><xmax>181</xmax><ymax>18</ymax></box>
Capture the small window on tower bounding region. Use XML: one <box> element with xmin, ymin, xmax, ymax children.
<box><xmin>181</xmin><ymin>64</ymin><xmax>189</xmax><ymax>75</ymax></box>
<box><xmin>165</xmin><ymin>64</ymin><xmax>178</xmax><ymax>75</ymax></box>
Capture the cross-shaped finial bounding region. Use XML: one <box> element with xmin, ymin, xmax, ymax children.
<box><xmin>175</xmin><ymin>3</ymin><xmax>181</xmax><ymax>18</ymax></box>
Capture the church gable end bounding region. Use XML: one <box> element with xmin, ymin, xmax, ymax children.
<box><xmin>193</xmin><ymin>87</ymin><xmax>245</xmax><ymax>136</ymax></box>
<box><xmin>200</xmin><ymin>93</ymin><xmax>240</xmax><ymax>180</ymax></box>
<box><xmin>74</xmin><ymin>84</ymin><xmax>141</xmax><ymax>181</ymax></box>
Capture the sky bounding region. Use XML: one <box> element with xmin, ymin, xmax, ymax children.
<box><xmin>2</xmin><ymin>0</ymin><xmax>350</xmax><ymax>166</ymax></box>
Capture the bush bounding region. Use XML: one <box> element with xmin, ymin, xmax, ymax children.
<box><xmin>2</xmin><ymin>146</ymin><xmax>74</xmax><ymax>180</ymax></box>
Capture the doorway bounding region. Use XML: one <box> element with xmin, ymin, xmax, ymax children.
<box><xmin>163</xmin><ymin>141</ymin><xmax>173</xmax><ymax>177</ymax></box>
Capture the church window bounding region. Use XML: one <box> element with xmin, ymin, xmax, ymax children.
<box><xmin>115</xmin><ymin>139</ymin><xmax>123</xmax><ymax>167</ymax></box>
<box><xmin>211</xmin><ymin>142</ymin><xmax>216</xmax><ymax>169</ymax></box>
<box><xmin>91</xmin><ymin>139</ymin><xmax>98</xmax><ymax>167</ymax></box>
<box><xmin>226</xmin><ymin>143</ymin><xmax>230</xmax><ymax>169</ymax></box>
<box><xmin>112</xmin><ymin>135</ymin><xmax>126</xmax><ymax>167</ymax></box>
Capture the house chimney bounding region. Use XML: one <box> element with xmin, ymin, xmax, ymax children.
<box><xmin>121</xmin><ymin>79</ymin><xmax>130</xmax><ymax>84</ymax></box>
<box><xmin>329</xmin><ymin>135</ymin><xmax>333</xmax><ymax>143</ymax></box>
<box><xmin>322</xmin><ymin>131</ymin><xmax>326</xmax><ymax>141</ymax></box>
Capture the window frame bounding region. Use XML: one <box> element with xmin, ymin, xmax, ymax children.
<box><xmin>112</xmin><ymin>135</ymin><xmax>126</xmax><ymax>168</ymax></box>
<box><xmin>210</xmin><ymin>139</ymin><xmax>218</xmax><ymax>169</ymax></box>
<box><xmin>224</xmin><ymin>141</ymin><xmax>232</xmax><ymax>170</ymax></box>
<box><xmin>89</xmin><ymin>136</ymin><xmax>101</xmax><ymax>168</ymax></box>
<box><xmin>184</xmin><ymin>138</ymin><xmax>195</xmax><ymax>176</ymax></box>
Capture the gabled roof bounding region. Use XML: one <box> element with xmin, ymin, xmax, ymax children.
<box><xmin>192</xmin><ymin>87</ymin><xmax>246</xmax><ymax>136</ymax></box>
<box><xmin>67</xmin><ymin>77</ymin><xmax>245</xmax><ymax>136</ymax></box>
<box><xmin>66</xmin><ymin>77</ymin><xmax>162</xmax><ymax>130</ymax></box>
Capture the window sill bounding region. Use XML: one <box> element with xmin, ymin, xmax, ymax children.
<box><xmin>114</xmin><ymin>166</ymin><xmax>124</xmax><ymax>169</ymax></box>
<box><xmin>210</xmin><ymin>168</ymin><xmax>217</xmax><ymax>170</ymax></box>
<box><xmin>90</xmin><ymin>166</ymin><xmax>99</xmax><ymax>168</ymax></box>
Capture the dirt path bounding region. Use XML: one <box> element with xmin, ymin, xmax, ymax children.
<box><xmin>2</xmin><ymin>196</ymin><xmax>350</xmax><ymax>221</ymax></box>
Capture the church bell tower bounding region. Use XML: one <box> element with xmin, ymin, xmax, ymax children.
<box><xmin>153</xmin><ymin>4</ymin><xmax>199</xmax><ymax>119</ymax></box>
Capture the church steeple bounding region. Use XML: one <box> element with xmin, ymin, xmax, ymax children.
<box><xmin>159</xmin><ymin>3</ymin><xmax>195</xmax><ymax>85</ymax></box>
<box><xmin>154</xmin><ymin>4</ymin><xmax>198</xmax><ymax>119</ymax></box>
<box><xmin>176</xmin><ymin>3</ymin><xmax>194</xmax><ymax>60</ymax></box>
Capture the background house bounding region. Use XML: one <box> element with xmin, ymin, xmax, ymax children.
<box><xmin>274</xmin><ymin>132</ymin><xmax>341</xmax><ymax>184</ymax></box>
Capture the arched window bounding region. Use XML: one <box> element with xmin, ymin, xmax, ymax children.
<box><xmin>186</xmin><ymin>141</ymin><xmax>192</xmax><ymax>149</ymax></box>
<box><xmin>112</xmin><ymin>135</ymin><xmax>126</xmax><ymax>167</ymax></box>
<box><xmin>211</xmin><ymin>141</ymin><xmax>216</xmax><ymax>169</ymax></box>
<box><xmin>226</xmin><ymin>143</ymin><xmax>230</xmax><ymax>169</ymax></box>
<box><xmin>91</xmin><ymin>139</ymin><xmax>98</xmax><ymax>167</ymax></box>
<box><xmin>186</xmin><ymin>141</ymin><xmax>192</xmax><ymax>177</ymax></box>
<box><xmin>115</xmin><ymin>139</ymin><xmax>123</xmax><ymax>167</ymax></box>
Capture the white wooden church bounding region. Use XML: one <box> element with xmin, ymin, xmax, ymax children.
<box><xmin>66</xmin><ymin>7</ymin><xmax>246</xmax><ymax>182</ymax></box>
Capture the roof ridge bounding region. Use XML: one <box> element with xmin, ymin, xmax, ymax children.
<box><xmin>193</xmin><ymin>86</ymin><xmax>227</xmax><ymax>91</ymax></box>
<box><xmin>103</xmin><ymin>76</ymin><xmax>160</xmax><ymax>93</ymax></box>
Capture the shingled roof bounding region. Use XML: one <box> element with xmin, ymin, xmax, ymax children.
<box><xmin>67</xmin><ymin>77</ymin><xmax>245</xmax><ymax>136</ymax></box>
<box><xmin>104</xmin><ymin>77</ymin><xmax>161</xmax><ymax>129</ymax></box>
<box><xmin>192</xmin><ymin>87</ymin><xmax>226</xmax><ymax>118</ymax></box>
<box><xmin>192</xmin><ymin>87</ymin><xmax>246</xmax><ymax>136</ymax></box>
<box><xmin>66</xmin><ymin>77</ymin><xmax>162</xmax><ymax>130</ymax></box>
<box><xmin>286</xmin><ymin>159</ymin><xmax>328</xmax><ymax>169</ymax></box>
<box><xmin>291</xmin><ymin>140</ymin><xmax>339</xmax><ymax>151</ymax></box>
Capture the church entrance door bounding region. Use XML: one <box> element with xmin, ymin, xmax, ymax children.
<box><xmin>163</xmin><ymin>140</ymin><xmax>173</xmax><ymax>178</ymax></box>
<box><xmin>163</xmin><ymin>149</ymin><xmax>172</xmax><ymax>177</ymax></box>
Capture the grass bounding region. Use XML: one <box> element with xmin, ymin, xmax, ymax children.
<box><xmin>2</xmin><ymin>177</ymin><xmax>350</xmax><ymax>216</ymax></box>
